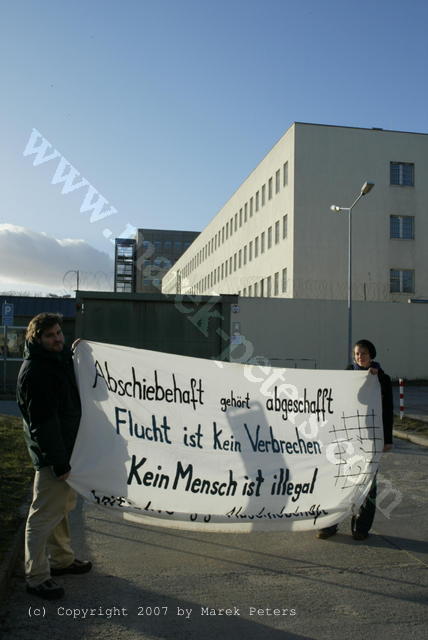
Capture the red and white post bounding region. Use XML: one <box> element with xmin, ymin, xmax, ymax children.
<box><xmin>399</xmin><ymin>378</ymin><xmax>404</xmax><ymax>420</ymax></box>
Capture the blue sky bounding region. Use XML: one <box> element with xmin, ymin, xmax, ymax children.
<box><xmin>0</xmin><ymin>0</ymin><xmax>427</xmax><ymax>293</ymax></box>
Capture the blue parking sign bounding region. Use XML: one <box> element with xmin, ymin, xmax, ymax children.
<box><xmin>2</xmin><ymin>302</ymin><xmax>14</xmax><ymax>326</ymax></box>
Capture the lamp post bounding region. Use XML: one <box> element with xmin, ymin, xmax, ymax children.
<box><xmin>330</xmin><ymin>181</ymin><xmax>374</xmax><ymax>364</ymax></box>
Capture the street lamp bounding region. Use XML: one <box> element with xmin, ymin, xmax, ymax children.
<box><xmin>330</xmin><ymin>181</ymin><xmax>375</xmax><ymax>364</ymax></box>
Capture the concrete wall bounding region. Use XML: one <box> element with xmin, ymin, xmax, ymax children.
<box><xmin>228</xmin><ymin>297</ymin><xmax>428</xmax><ymax>379</ymax></box>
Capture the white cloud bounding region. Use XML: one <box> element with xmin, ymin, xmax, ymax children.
<box><xmin>0</xmin><ymin>224</ymin><xmax>114</xmax><ymax>294</ymax></box>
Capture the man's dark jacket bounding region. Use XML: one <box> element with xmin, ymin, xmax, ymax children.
<box><xmin>16</xmin><ymin>341</ymin><xmax>82</xmax><ymax>477</ymax></box>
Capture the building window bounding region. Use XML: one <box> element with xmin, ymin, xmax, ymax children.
<box><xmin>234</xmin><ymin>213</ymin><xmax>238</xmax><ymax>232</ymax></box>
<box><xmin>282</xmin><ymin>214</ymin><xmax>288</xmax><ymax>239</ymax></box>
<box><xmin>268</xmin><ymin>177</ymin><xmax>273</xmax><ymax>200</ymax></box>
<box><xmin>255</xmin><ymin>237</ymin><xmax>259</xmax><ymax>258</ymax></box>
<box><xmin>261</xmin><ymin>231</ymin><xmax>265</xmax><ymax>253</ymax></box>
<box><xmin>260</xmin><ymin>279</ymin><xmax>264</xmax><ymax>297</ymax></box>
<box><xmin>275</xmin><ymin>169</ymin><xmax>280</xmax><ymax>194</ymax></box>
<box><xmin>243</xmin><ymin>288</ymin><xmax>247</xmax><ymax>296</ymax></box>
<box><xmin>230</xmin><ymin>217</ymin><xmax>233</xmax><ymax>236</ymax></box>
<box><xmin>255</xmin><ymin>191</ymin><xmax>259</xmax><ymax>212</ymax></box>
<box><xmin>267</xmin><ymin>226</ymin><xmax>272</xmax><ymax>249</ymax></box>
<box><xmin>244</xmin><ymin>203</ymin><xmax>248</xmax><ymax>222</ymax></box>
<box><xmin>249</xmin><ymin>284</ymin><xmax>252</xmax><ymax>296</ymax></box>
<box><xmin>221</xmin><ymin>263</ymin><xmax>224</xmax><ymax>280</ymax></box>
<box><xmin>390</xmin><ymin>215</ymin><xmax>414</xmax><ymax>239</ymax></box>
<box><xmin>243</xmin><ymin>245</ymin><xmax>247</xmax><ymax>265</ymax></box>
<box><xmin>229</xmin><ymin>257</ymin><xmax>232</xmax><ymax>273</ymax></box>
<box><xmin>238</xmin><ymin>249</ymin><xmax>242</xmax><ymax>268</ymax></box>
<box><xmin>222</xmin><ymin>226</ymin><xmax>225</xmax><ymax>243</ymax></box>
<box><xmin>262</xmin><ymin>184</ymin><xmax>266</xmax><ymax>206</ymax></box>
<box><xmin>275</xmin><ymin>220</ymin><xmax>280</xmax><ymax>244</ymax></box>
<box><xmin>282</xmin><ymin>268</ymin><xmax>287</xmax><ymax>293</ymax></box>
<box><xmin>390</xmin><ymin>162</ymin><xmax>414</xmax><ymax>186</ymax></box>
<box><xmin>250</xmin><ymin>197</ymin><xmax>254</xmax><ymax>217</ymax></box>
<box><xmin>239</xmin><ymin>209</ymin><xmax>242</xmax><ymax>227</ymax></box>
<box><xmin>225</xmin><ymin>261</ymin><xmax>228</xmax><ymax>278</ymax></box>
<box><xmin>266</xmin><ymin>276</ymin><xmax>272</xmax><ymax>297</ymax></box>
<box><xmin>226</xmin><ymin>222</ymin><xmax>229</xmax><ymax>240</ymax></box>
<box><xmin>283</xmin><ymin>161</ymin><xmax>288</xmax><ymax>186</ymax></box>
<box><xmin>274</xmin><ymin>272</ymin><xmax>279</xmax><ymax>295</ymax></box>
<box><xmin>234</xmin><ymin>253</ymin><xmax>237</xmax><ymax>271</ymax></box>
<box><xmin>249</xmin><ymin>240</ymin><xmax>253</xmax><ymax>261</ymax></box>
<box><xmin>390</xmin><ymin>269</ymin><xmax>414</xmax><ymax>293</ymax></box>
<box><xmin>254</xmin><ymin>282</ymin><xmax>258</xmax><ymax>297</ymax></box>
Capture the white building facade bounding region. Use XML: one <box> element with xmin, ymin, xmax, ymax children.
<box><xmin>163</xmin><ymin>123</ymin><xmax>427</xmax><ymax>302</ymax></box>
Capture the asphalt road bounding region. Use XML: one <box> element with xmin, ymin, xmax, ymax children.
<box><xmin>392</xmin><ymin>386</ymin><xmax>428</xmax><ymax>420</ymax></box>
<box><xmin>1</xmin><ymin>436</ymin><xmax>427</xmax><ymax>640</ymax></box>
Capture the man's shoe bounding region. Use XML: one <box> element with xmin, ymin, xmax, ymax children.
<box><xmin>352</xmin><ymin>531</ymin><xmax>369</xmax><ymax>541</ymax></box>
<box><xmin>26</xmin><ymin>579</ymin><xmax>64</xmax><ymax>600</ymax></box>
<box><xmin>316</xmin><ymin>525</ymin><xmax>338</xmax><ymax>539</ymax></box>
<box><xmin>51</xmin><ymin>559</ymin><xmax>92</xmax><ymax>576</ymax></box>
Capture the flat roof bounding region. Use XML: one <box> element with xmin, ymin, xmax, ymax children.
<box><xmin>294</xmin><ymin>121</ymin><xmax>428</xmax><ymax>136</ymax></box>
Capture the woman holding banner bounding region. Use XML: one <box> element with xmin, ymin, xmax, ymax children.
<box><xmin>317</xmin><ymin>339</ymin><xmax>394</xmax><ymax>541</ymax></box>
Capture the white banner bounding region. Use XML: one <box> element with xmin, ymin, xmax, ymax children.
<box><xmin>69</xmin><ymin>341</ymin><xmax>384</xmax><ymax>532</ymax></box>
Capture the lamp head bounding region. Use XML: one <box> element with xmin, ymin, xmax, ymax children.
<box><xmin>330</xmin><ymin>205</ymin><xmax>341</xmax><ymax>212</ymax></box>
<box><xmin>360</xmin><ymin>182</ymin><xmax>375</xmax><ymax>195</ymax></box>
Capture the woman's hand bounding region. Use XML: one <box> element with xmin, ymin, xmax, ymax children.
<box><xmin>71</xmin><ymin>338</ymin><xmax>81</xmax><ymax>352</ymax></box>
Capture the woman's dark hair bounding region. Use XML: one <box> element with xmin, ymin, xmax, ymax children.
<box><xmin>354</xmin><ymin>339</ymin><xmax>376</xmax><ymax>359</ymax></box>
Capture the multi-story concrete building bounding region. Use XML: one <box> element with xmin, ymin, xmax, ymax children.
<box><xmin>163</xmin><ymin>123</ymin><xmax>427</xmax><ymax>302</ymax></box>
<box><xmin>115</xmin><ymin>228</ymin><xmax>199</xmax><ymax>293</ymax></box>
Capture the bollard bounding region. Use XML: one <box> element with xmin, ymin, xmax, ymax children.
<box><xmin>399</xmin><ymin>378</ymin><xmax>404</xmax><ymax>420</ymax></box>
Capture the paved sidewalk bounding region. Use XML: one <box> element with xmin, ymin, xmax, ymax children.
<box><xmin>1</xmin><ymin>437</ymin><xmax>427</xmax><ymax>640</ymax></box>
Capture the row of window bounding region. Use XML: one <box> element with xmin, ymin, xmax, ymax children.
<box><xmin>181</xmin><ymin>212</ymin><xmax>412</xmax><ymax>293</ymax></box>
<box><xmin>186</xmin><ymin>267</ymin><xmax>415</xmax><ymax>297</ymax></box>
<box><xmin>142</xmin><ymin>239</ymin><xmax>192</xmax><ymax>253</ymax></box>
<box><xmin>239</xmin><ymin>269</ymin><xmax>288</xmax><ymax>297</ymax></box>
<box><xmin>187</xmin><ymin>268</ymin><xmax>289</xmax><ymax>297</ymax></box>
<box><xmin>238</xmin><ymin>269</ymin><xmax>414</xmax><ymax>296</ymax></box>
<box><xmin>187</xmin><ymin>216</ymin><xmax>288</xmax><ymax>293</ymax></box>
<box><xmin>182</xmin><ymin>162</ymin><xmax>289</xmax><ymax>279</ymax></box>
<box><xmin>180</xmin><ymin>210</ymin><xmax>413</xmax><ymax>287</ymax></box>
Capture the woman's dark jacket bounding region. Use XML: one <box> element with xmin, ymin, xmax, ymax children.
<box><xmin>346</xmin><ymin>363</ymin><xmax>393</xmax><ymax>445</ymax></box>
<box><xmin>16</xmin><ymin>341</ymin><xmax>82</xmax><ymax>476</ymax></box>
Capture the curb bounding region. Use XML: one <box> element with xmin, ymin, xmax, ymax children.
<box><xmin>393</xmin><ymin>428</ymin><xmax>428</xmax><ymax>448</ymax></box>
<box><xmin>0</xmin><ymin>517</ymin><xmax>26</xmax><ymax>602</ymax></box>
